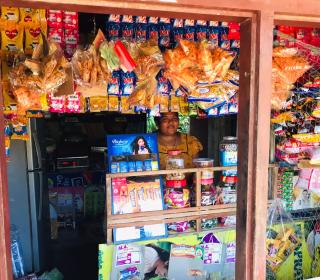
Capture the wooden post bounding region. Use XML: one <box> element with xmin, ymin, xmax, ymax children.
<box><xmin>236</xmin><ymin>10</ymin><xmax>274</xmax><ymax>280</ymax></box>
<box><xmin>105</xmin><ymin>176</ymin><xmax>112</xmax><ymax>244</ymax></box>
<box><xmin>0</xmin><ymin>63</ymin><xmax>13</xmax><ymax>280</ymax></box>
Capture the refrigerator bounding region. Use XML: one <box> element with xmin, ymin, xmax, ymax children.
<box><xmin>8</xmin><ymin>118</ymin><xmax>50</xmax><ymax>274</ymax></box>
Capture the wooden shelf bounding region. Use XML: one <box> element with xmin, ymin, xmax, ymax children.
<box><xmin>105</xmin><ymin>165</ymin><xmax>279</xmax><ymax>243</ymax></box>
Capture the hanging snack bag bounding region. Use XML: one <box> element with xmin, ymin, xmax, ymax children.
<box><xmin>48</xmin><ymin>93</ymin><xmax>65</xmax><ymax>113</ymax></box>
<box><xmin>208</xmin><ymin>21</ymin><xmax>219</xmax><ymax>47</ymax></box>
<box><xmin>20</xmin><ymin>8</ymin><xmax>40</xmax><ymax>23</ymax></box>
<box><xmin>219</xmin><ymin>26</ymin><xmax>230</xmax><ymax>50</ymax></box>
<box><xmin>228</xmin><ymin>22</ymin><xmax>240</xmax><ymax>40</ymax></box>
<box><xmin>172</xmin><ymin>18</ymin><xmax>184</xmax><ymax>45</ymax></box>
<box><xmin>1</xmin><ymin>23</ymin><xmax>24</xmax><ymax>52</ymax></box>
<box><xmin>108</xmin><ymin>96</ymin><xmax>119</xmax><ymax>112</ymax></box>
<box><xmin>13</xmin><ymin>87</ymin><xmax>42</xmax><ymax>113</ymax></box>
<box><xmin>266</xmin><ymin>199</ymin><xmax>301</xmax><ymax>274</ymax></box>
<box><xmin>108</xmin><ymin>70</ymin><xmax>121</xmax><ymax>96</ymax></box>
<box><xmin>184</xmin><ymin>19</ymin><xmax>196</xmax><ymax>41</ymax></box>
<box><xmin>134</xmin><ymin>16</ymin><xmax>148</xmax><ymax>42</ymax></box>
<box><xmin>147</xmin><ymin>16</ymin><xmax>159</xmax><ymax>41</ymax></box>
<box><xmin>121</xmin><ymin>70</ymin><xmax>136</xmax><ymax>96</ymax></box>
<box><xmin>25</xmin><ymin>22</ymin><xmax>47</xmax><ymax>54</ymax></box>
<box><xmin>121</xmin><ymin>15</ymin><xmax>134</xmax><ymax>41</ymax></box>
<box><xmin>195</xmin><ymin>20</ymin><xmax>208</xmax><ymax>41</ymax></box>
<box><xmin>11</xmin><ymin>116</ymin><xmax>29</xmax><ymax>141</ymax></box>
<box><xmin>47</xmin><ymin>10</ymin><xmax>63</xmax><ymax>28</ymax></box>
<box><xmin>158</xmin><ymin>17</ymin><xmax>171</xmax><ymax>49</ymax></box>
<box><xmin>170</xmin><ymin>95</ymin><xmax>180</xmax><ymax>112</ymax></box>
<box><xmin>65</xmin><ymin>92</ymin><xmax>83</xmax><ymax>113</ymax></box>
<box><xmin>1</xmin><ymin>7</ymin><xmax>19</xmax><ymax>22</ymax></box>
<box><xmin>89</xmin><ymin>96</ymin><xmax>108</xmax><ymax>112</ymax></box>
<box><xmin>48</xmin><ymin>27</ymin><xmax>64</xmax><ymax>45</ymax></box>
<box><xmin>106</xmin><ymin>14</ymin><xmax>121</xmax><ymax>41</ymax></box>
<box><xmin>63</xmin><ymin>11</ymin><xmax>78</xmax><ymax>29</ymax></box>
<box><xmin>157</xmin><ymin>69</ymin><xmax>172</xmax><ymax>95</ymax></box>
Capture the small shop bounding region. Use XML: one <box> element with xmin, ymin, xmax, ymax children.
<box><xmin>0</xmin><ymin>1</ymin><xmax>320</xmax><ymax>280</ymax></box>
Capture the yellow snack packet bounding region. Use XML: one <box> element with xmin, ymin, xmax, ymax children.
<box><xmin>20</xmin><ymin>8</ymin><xmax>39</xmax><ymax>23</ymax></box>
<box><xmin>25</xmin><ymin>21</ymin><xmax>47</xmax><ymax>54</ymax></box>
<box><xmin>179</xmin><ymin>96</ymin><xmax>189</xmax><ymax>115</ymax></box>
<box><xmin>89</xmin><ymin>96</ymin><xmax>108</xmax><ymax>112</ymax></box>
<box><xmin>170</xmin><ymin>95</ymin><xmax>180</xmax><ymax>112</ymax></box>
<box><xmin>293</xmin><ymin>133</ymin><xmax>320</xmax><ymax>143</ymax></box>
<box><xmin>108</xmin><ymin>95</ymin><xmax>119</xmax><ymax>111</ymax></box>
<box><xmin>159</xmin><ymin>94</ymin><xmax>169</xmax><ymax>113</ymax></box>
<box><xmin>1</xmin><ymin>7</ymin><xmax>20</xmax><ymax>22</ymax></box>
<box><xmin>1</xmin><ymin>23</ymin><xmax>24</xmax><ymax>53</ymax></box>
<box><xmin>120</xmin><ymin>96</ymin><xmax>134</xmax><ymax>113</ymax></box>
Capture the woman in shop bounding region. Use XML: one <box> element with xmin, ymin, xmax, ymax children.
<box><xmin>156</xmin><ymin>112</ymin><xmax>203</xmax><ymax>169</ymax></box>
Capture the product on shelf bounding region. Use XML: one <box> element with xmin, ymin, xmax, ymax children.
<box><xmin>219</xmin><ymin>136</ymin><xmax>237</xmax><ymax>176</ymax></box>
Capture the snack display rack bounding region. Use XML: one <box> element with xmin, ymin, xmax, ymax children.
<box><xmin>0</xmin><ymin>1</ymin><xmax>320</xmax><ymax>280</ymax></box>
<box><xmin>105</xmin><ymin>164</ymin><xmax>279</xmax><ymax>244</ymax></box>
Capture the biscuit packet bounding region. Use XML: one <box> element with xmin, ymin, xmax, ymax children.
<box><xmin>266</xmin><ymin>199</ymin><xmax>301</xmax><ymax>275</ymax></box>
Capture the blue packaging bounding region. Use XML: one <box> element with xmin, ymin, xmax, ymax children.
<box><xmin>208</xmin><ymin>26</ymin><xmax>219</xmax><ymax>47</ymax></box>
<box><xmin>128</xmin><ymin>161</ymin><xmax>136</xmax><ymax>172</ymax></box>
<box><xmin>106</xmin><ymin>14</ymin><xmax>121</xmax><ymax>41</ymax></box>
<box><xmin>157</xmin><ymin>69</ymin><xmax>172</xmax><ymax>95</ymax></box>
<box><xmin>195</xmin><ymin>20</ymin><xmax>208</xmax><ymax>41</ymax></box>
<box><xmin>108</xmin><ymin>71</ymin><xmax>121</xmax><ymax>96</ymax></box>
<box><xmin>219</xmin><ymin>27</ymin><xmax>230</xmax><ymax>50</ymax></box>
<box><xmin>147</xmin><ymin>17</ymin><xmax>159</xmax><ymax>41</ymax></box>
<box><xmin>172</xmin><ymin>18</ymin><xmax>184</xmax><ymax>45</ymax></box>
<box><xmin>184</xmin><ymin>19</ymin><xmax>195</xmax><ymax>41</ymax></box>
<box><xmin>144</xmin><ymin>159</ymin><xmax>152</xmax><ymax>171</ymax></box>
<box><xmin>121</xmin><ymin>15</ymin><xmax>134</xmax><ymax>41</ymax></box>
<box><xmin>209</xmin><ymin>21</ymin><xmax>219</xmax><ymax>27</ymax></box>
<box><xmin>121</xmin><ymin>71</ymin><xmax>136</xmax><ymax>96</ymax></box>
<box><xmin>135</xmin><ymin>16</ymin><xmax>148</xmax><ymax>42</ymax></box>
<box><xmin>119</xmin><ymin>161</ymin><xmax>128</xmax><ymax>173</ymax></box>
<box><xmin>111</xmin><ymin>162</ymin><xmax>120</xmax><ymax>173</ymax></box>
<box><xmin>218</xmin><ymin>103</ymin><xmax>229</xmax><ymax>115</ymax></box>
<box><xmin>231</xmin><ymin>39</ymin><xmax>240</xmax><ymax>49</ymax></box>
<box><xmin>158</xmin><ymin>17</ymin><xmax>172</xmax><ymax>49</ymax></box>
<box><xmin>135</xmin><ymin>161</ymin><xmax>143</xmax><ymax>172</ymax></box>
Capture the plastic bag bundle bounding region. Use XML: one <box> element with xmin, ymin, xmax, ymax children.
<box><xmin>266</xmin><ymin>199</ymin><xmax>301</xmax><ymax>274</ymax></box>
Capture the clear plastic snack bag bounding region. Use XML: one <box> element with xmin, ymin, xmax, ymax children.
<box><xmin>266</xmin><ymin>199</ymin><xmax>301</xmax><ymax>275</ymax></box>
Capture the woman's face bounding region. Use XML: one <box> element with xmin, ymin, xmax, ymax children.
<box><xmin>137</xmin><ymin>138</ymin><xmax>145</xmax><ymax>146</ymax></box>
<box><xmin>159</xmin><ymin>113</ymin><xmax>179</xmax><ymax>136</ymax></box>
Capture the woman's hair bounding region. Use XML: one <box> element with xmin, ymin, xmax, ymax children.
<box><xmin>131</xmin><ymin>136</ymin><xmax>152</xmax><ymax>154</ymax></box>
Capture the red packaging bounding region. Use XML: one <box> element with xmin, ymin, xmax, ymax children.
<box><xmin>228</xmin><ymin>22</ymin><xmax>240</xmax><ymax>40</ymax></box>
<box><xmin>48</xmin><ymin>27</ymin><xmax>64</xmax><ymax>44</ymax></box>
<box><xmin>64</xmin><ymin>28</ymin><xmax>79</xmax><ymax>45</ymax></box>
<box><xmin>48</xmin><ymin>94</ymin><xmax>65</xmax><ymax>113</ymax></box>
<box><xmin>47</xmin><ymin>10</ymin><xmax>63</xmax><ymax>28</ymax></box>
<box><xmin>65</xmin><ymin>92</ymin><xmax>82</xmax><ymax>113</ymax></box>
<box><xmin>63</xmin><ymin>11</ymin><xmax>78</xmax><ymax>29</ymax></box>
<box><xmin>114</xmin><ymin>40</ymin><xmax>136</xmax><ymax>72</ymax></box>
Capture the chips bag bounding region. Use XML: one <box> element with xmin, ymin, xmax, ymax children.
<box><xmin>266</xmin><ymin>199</ymin><xmax>301</xmax><ymax>274</ymax></box>
<box><xmin>1</xmin><ymin>23</ymin><xmax>24</xmax><ymax>53</ymax></box>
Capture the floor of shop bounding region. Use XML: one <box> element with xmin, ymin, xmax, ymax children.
<box><xmin>49</xmin><ymin>218</ymin><xmax>104</xmax><ymax>280</ymax></box>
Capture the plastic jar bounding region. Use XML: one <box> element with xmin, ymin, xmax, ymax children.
<box><xmin>219</xmin><ymin>136</ymin><xmax>238</xmax><ymax>176</ymax></box>
<box><xmin>166</xmin><ymin>150</ymin><xmax>185</xmax><ymax>180</ymax></box>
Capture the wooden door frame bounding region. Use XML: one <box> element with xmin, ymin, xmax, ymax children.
<box><xmin>1</xmin><ymin>1</ymin><xmax>320</xmax><ymax>280</ymax></box>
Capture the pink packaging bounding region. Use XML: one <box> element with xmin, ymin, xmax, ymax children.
<box><xmin>65</xmin><ymin>92</ymin><xmax>82</xmax><ymax>113</ymax></box>
<box><xmin>49</xmin><ymin>94</ymin><xmax>65</xmax><ymax>113</ymax></box>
